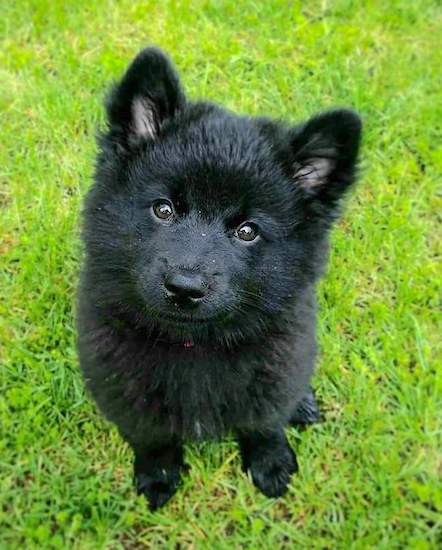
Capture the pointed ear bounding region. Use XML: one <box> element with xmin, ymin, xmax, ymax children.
<box><xmin>289</xmin><ymin>109</ymin><xmax>362</xmax><ymax>216</ymax></box>
<box><xmin>106</xmin><ymin>47</ymin><xmax>185</xmax><ymax>146</ymax></box>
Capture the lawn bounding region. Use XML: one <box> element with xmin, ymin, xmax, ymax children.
<box><xmin>0</xmin><ymin>0</ymin><xmax>441</xmax><ymax>548</ymax></box>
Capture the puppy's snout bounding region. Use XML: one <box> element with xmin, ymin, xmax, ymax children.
<box><xmin>164</xmin><ymin>272</ymin><xmax>208</xmax><ymax>302</ymax></box>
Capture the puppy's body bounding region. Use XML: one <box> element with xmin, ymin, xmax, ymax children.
<box><xmin>78</xmin><ymin>48</ymin><xmax>361</xmax><ymax>509</ymax></box>
<box><xmin>78</xmin><ymin>285</ymin><xmax>315</xmax><ymax>438</ymax></box>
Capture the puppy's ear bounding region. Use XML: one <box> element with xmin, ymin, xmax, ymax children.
<box><xmin>289</xmin><ymin>109</ymin><xmax>362</xmax><ymax>219</ymax></box>
<box><xmin>106</xmin><ymin>47</ymin><xmax>185</xmax><ymax>146</ymax></box>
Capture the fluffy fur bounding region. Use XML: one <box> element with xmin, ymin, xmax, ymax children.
<box><xmin>77</xmin><ymin>47</ymin><xmax>362</xmax><ymax>510</ymax></box>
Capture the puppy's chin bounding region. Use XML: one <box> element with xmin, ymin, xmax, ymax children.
<box><xmin>152</xmin><ymin>319</ymin><xmax>218</xmax><ymax>346</ymax></box>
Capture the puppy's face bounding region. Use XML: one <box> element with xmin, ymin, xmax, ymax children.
<box><xmin>84</xmin><ymin>48</ymin><xmax>361</xmax><ymax>341</ymax></box>
<box><xmin>123</xmin><ymin>127</ymin><xmax>298</xmax><ymax>334</ymax></box>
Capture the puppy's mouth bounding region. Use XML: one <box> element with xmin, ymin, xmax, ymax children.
<box><xmin>161</xmin><ymin>314</ymin><xmax>216</xmax><ymax>326</ymax></box>
<box><xmin>157</xmin><ymin>308</ymin><xmax>235</xmax><ymax>327</ymax></box>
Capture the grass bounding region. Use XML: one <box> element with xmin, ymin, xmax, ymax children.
<box><xmin>1</xmin><ymin>0</ymin><xmax>441</xmax><ymax>548</ymax></box>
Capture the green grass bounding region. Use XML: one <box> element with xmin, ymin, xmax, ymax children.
<box><xmin>1</xmin><ymin>0</ymin><xmax>441</xmax><ymax>548</ymax></box>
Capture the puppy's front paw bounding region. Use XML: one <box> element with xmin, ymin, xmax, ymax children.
<box><xmin>248</xmin><ymin>445</ymin><xmax>298</xmax><ymax>497</ymax></box>
<box><xmin>239</xmin><ymin>432</ymin><xmax>298</xmax><ymax>498</ymax></box>
<box><xmin>135</xmin><ymin>465</ymin><xmax>182</xmax><ymax>510</ymax></box>
<box><xmin>133</xmin><ymin>443</ymin><xmax>187</xmax><ymax>510</ymax></box>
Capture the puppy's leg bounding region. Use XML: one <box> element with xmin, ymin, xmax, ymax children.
<box><xmin>132</xmin><ymin>440</ymin><xmax>186</xmax><ymax>510</ymax></box>
<box><xmin>238</xmin><ymin>429</ymin><xmax>298</xmax><ymax>497</ymax></box>
<box><xmin>290</xmin><ymin>386</ymin><xmax>321</xmax><ymax>426</ymax></box>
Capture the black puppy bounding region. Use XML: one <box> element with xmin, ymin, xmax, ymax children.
<box><xmin>77</xmin><ymin>47</ymin><xmax>361</xmax><ymax>510</ymax></box>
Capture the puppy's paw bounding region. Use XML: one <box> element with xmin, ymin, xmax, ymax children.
<box><xmin>247</xmin><ymin>445</ymin><xmax>298</xmax><ymax>498</ymax></box>
<box><xmin>135</xmin><ymin>464</ymin><xmax>183</xmax><ymax>510</ymax></box>
<box><xmin>290</xmin><ymin>387</ymin><xmax>321</xmax><ymax>427</ymax></box>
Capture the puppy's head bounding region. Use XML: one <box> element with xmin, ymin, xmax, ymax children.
<box><xmin>83</xmin><ymin>48</ymin><xmax>362</xmax><ymax>342</ymax></box>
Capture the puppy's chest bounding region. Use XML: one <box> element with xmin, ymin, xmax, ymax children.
<box><xmin>143</xmin><ymin>346</ymin><xmax>285</xmax><ymax>439</ymax></box>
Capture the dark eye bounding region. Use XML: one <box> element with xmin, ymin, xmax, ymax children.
<box><xmin>235</xmin><ymin>222</ymin><xmax>259</xmax><ymax>242</ymax></box>
<box><xmin>152</xmin><ymin>200</ymin><xmax>174</xmax><ymax>221</ymax></box>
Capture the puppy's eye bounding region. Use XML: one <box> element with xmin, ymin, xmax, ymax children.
<box><xmin>235</xmin><ymin>222</ymin><xmax>259</xmax><ymax>242</ymax></box>
<box><xmin>152</xmin><ymin>200</ymin><xmax>174</xmax><ymax>221</ymax></box>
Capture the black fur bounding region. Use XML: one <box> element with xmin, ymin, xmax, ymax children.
<box><xmin>77</xmin><ymin>47</ymin><xmax>362</xmax><ymax>509</ymax></box>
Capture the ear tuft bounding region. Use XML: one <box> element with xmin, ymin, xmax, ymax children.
<box><xmin>131</xmin><ymin>96</ymin><xmax>158</xmax><ymax>140</ymax></box>
<box><xmin>293</xmin><ymin>151</ymin><xmax>337</xmax><ymax>190</ymax></box>
<box><xmin>106</xmin><ymin>47</ymin><xmax>185</xmax><ymax>146</ymax></box>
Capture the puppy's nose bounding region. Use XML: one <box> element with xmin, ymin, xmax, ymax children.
<box><xmin>164</xmin><ymin>272</ymin><xmax>208</xmax><ymax>301</ymax></box>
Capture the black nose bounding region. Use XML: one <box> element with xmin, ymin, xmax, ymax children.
<box><xmin>164</xmin><ymin>272</ymin><xmax>208</xmax><ymax>301</ymax></box>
